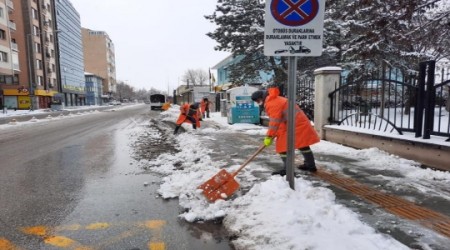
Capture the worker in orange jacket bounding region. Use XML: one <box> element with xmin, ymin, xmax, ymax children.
<box><xmin>200</xmin><ymin>97</ymin><xmax>210</xmax><ymax>119</ymax></box>
<box><xmin>251</xmin><ymin>87</ymin><xmax>320</xmax><ymax>175</ymax></box>
<box><xmin>174</xmin><ymin>103</ymin><xmax>201</xmax><ymax>134</ymax></box>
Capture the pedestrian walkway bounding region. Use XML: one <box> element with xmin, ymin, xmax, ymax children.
<box><xmin>314</xmin><ymin>168</ymin><xmax>450</xmax><ymax>238</ymax></box>
<box><xmin>194</xmin><ymin>116</ymin><xmax>450</xmax><ymax>248</ymax></box>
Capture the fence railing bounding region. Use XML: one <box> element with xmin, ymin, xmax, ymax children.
<box><xmin>327</xmin><ymin>61</ymin><xmax>450</xmax><ymax>140</ymax></box>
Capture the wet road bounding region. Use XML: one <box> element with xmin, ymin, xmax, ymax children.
<box><xmin>0</xmin><ymin>105</ymin><xmax>231</xmax><ymax>249</ymax></box>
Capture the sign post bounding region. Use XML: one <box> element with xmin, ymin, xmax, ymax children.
<box><xmin>264</xmin><ymin>0</ymin><xmax>325</xmax><ymax>189</ymax></box>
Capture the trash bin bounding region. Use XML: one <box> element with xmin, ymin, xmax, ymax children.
<box><xmin>359</xmin><ymin>102</ymin><xmax>370</xmax><ymax>116</ymax></box>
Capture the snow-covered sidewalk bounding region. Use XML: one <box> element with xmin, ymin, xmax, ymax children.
<box><xmin>139</xmin><ymin>105</ymin><xmax>450</xmax><ymax>250</ymax></box>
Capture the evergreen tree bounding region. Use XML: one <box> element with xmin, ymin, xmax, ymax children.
<box><xmin>205</xmin><ymin>0</ymin><xmax>287</xmax><ymax>89</ymax></box>
<box><xmin>206</xmin><ymin>0</ymin><xmax>449</xmax><ymax>84</ymax></box>
<box><xmin>326</xmin><ymin>0</ymin><xmax>450</xmax><ymax>73</ymax></box>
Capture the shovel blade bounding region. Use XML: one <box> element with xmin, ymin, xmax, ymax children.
<box><xmin>198</xmin><ymin>169</ymin><xmax>240</xmax><ymax>202</ymax></box>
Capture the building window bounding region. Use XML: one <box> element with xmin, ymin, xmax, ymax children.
<box><xmin>51</xmin><ymin>49</ymin><xmax>55</xmax><ymax>57</ymax></box>
<box><xmin>33</xmin><ymin>26</ymin><xmax>39</xmax><ymax>36</ymax></box>
<box><xmin>37</xmin><ymin>76</ymin><xmax>43</xmax><ymax>85</ymax></box>
<box><xmin>36</xmin><ymin>59</ymin><xmax>42</xmax><ymax>70</ymax></box>
<box><xmin>32</xmin><ymin>8</ymin><xmax>38</xmax><ymax>20</ymax></box>
<box><xmin>0</xmin><ymin>29</ymin><xmax>5</xmax><ymax>40</ymax></box>
<box><xmin>0</xmin><ymin>51</ymin><xmax>8</xmax><ymax>62</ymax></box>
<box><xmin>0</xmin><ymin>7</ymin><xmax>4</xmax><ymax>19</ymax></box>
<box><xmin>35</xmin><ymin>42</ymin><xmax>41</xmax><ymax>53</ymax></box>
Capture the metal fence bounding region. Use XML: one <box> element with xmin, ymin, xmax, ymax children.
<box><xmin>296</xmin><ymin>76</ymin><xmax>315</xmax><ymax>120</ymax></box>
<box><xmin>328</xmin><ymin>61</ymin><xmax>450</xmax><ymax>140</ymax></box>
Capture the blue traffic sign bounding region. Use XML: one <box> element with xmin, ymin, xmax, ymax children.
<box><xmin>271</xmin><ymin>0</ymin><xmax>319</xmax><ymax>26</ymax></box>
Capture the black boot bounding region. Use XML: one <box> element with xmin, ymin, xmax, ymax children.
<box><xmin>272</xmin><ymin>156</ymin><xmax>287</xmax><ymax>176</ymax></box>
<box><xmin>174</xmin><ymin>125</ymin><xmax>181</xmax><ymax>134</ymax></box>
<box><xmin>298</xmin><ymin>147</ymin><xmax>317</xmax><ymax>172</ymax></box>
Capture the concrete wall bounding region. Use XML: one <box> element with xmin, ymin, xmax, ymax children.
<box><xmin>323</xmin><ymin>127</ymin><xmax>450</xmax><ymax>171</ymax></box>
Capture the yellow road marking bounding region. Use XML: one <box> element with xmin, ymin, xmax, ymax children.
<box><xmin>55</xmin><ymin>224</ymin><xmax>83</xmax><ymax>231</ymax></box>
<box><xmin>44</xmin><ymin>235</ymin><xmax>75</xmax><ymax>247</ymax></box>
<box><xmin>21</xmin><ymin>226</ymin><xmax>47</xmax><ymax>236</ymax></box>
<box><xmin>149</xmin><ymin>242</ymin><xmax>166</xmax><ymax>250</ymax></box>
<box><xmin>17</xmin><ymin>220</ymin><xmax>168</xmax><ymax>249</ymax></box>
<box><xmin>0</xmin><ymin>238</ymin><xmax>20</xmax><ymax>250</ymax></box>
<box><xmin>144</xmin><ymin>220</ymin><xmax>166</xmax><ymax>250</ymax></box>
<box><xmin>85</xmin><ymin>222</ymin><xmax>110</xmax><ymax>230</ymax></box>
<box><xmin>144</xmin><ymin>220</ymin><xmax>166</xmax><ymax>229</ymax></box>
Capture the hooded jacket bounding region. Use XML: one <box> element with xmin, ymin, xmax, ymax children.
<box><xmin>176</xmin><ymin>103</ymin><xmax>201</xmax><ymax>127</ymax></box>
<box><xmin>264</xmin><ymin>87</ymin><xmax>319</xmax><ymax>153</ymax></box>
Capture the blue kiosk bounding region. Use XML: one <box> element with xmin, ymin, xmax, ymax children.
<box><xmin>226</xmin><ymin>85</ymin><xmax>260</xmax><ymax>124</ymax></box>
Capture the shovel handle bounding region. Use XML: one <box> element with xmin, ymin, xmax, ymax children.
<box><xmin>231</xmin><ymin>144</ymin><xmax>266</xmax><ymax>177</ymax></box>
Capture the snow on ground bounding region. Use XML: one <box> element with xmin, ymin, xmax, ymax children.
<box><xmin>0</xmin><ymin>104</ymin><xmax>141</xmax><ymax>130</ymax></box>
<box><xmin>3</xmin><ymin>104</ymin><xmax>448</xmax><ymax>249</ymax></box>
<box><xmin>149</xmin><ymin>104</ymin><xmax>450</xmax><ymax>249</ymax></box>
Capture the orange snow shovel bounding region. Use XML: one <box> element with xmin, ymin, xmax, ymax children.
<box><xmin>198</xmin><ymin>144</ymin><xmax>266</xmax><ymax>202</ymax></box>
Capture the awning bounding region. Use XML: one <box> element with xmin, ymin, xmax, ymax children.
<box><xmin>3</xmin><ymin>89</ymin><xmax>29</xmax><ymax>96</ymax></box>
<box><xmin>216</xmin><ymin>83</ymin><xmax>233</xmax><ymax>91</ymax></box>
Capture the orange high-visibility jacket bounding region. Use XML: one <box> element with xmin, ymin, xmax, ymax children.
<box><xmin>264</xmin><ymin>87</ymin><xmax>319</xmax><ymax>153</ymax></box>
<box><xmin>176</xmin><ymin>103</ymin><xmax>201</xmax><ymax>127</ymax></box>
<box><xmin>200</xmin><ymin>99</ymin><xmax>209</xmax><ymax>114</ymax></box>
<box><xmin>161</xmin><ymin>102</ymin><xmax>171</xmax><ymax>111</ymax></box>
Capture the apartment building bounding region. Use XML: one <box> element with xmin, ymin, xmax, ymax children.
<box><xmin>54</xmin><ymin>0</ymin><xmax>84</xmax><ymax>107</ymax></box>
<box><xmin>0</xmin><ymin>0</ymin><xmax>20</xmax><ymax>109</ymax></box>
<box><xmin>81</xmin><ymin>27</ymin><xmax>116</xmax><ymax>96</ymax></box>
<box><xmin>23</xmin><ymin>0</ymin><xmax>59</xmax><ymax>109</ymax></box>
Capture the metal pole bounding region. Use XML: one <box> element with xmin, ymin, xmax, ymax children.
<box><xmin>286</xmin><ymin>56</ymin><xmax>297</xmax><ymax>190</ymax></box>
<box><xmin>26</xmin><ymin>33</ymin><xmax>34</xmax><ymax>110</ymax></box>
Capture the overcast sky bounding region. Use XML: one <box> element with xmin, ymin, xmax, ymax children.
<box><xmin>70</xmin><ymin>0</ymin><xmax>229</xmax><ymax>92</ymax></box>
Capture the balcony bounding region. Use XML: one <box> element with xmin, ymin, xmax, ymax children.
<box><xmin>11</xmin><ymin>42</ymin><xmax>18</xmax><ymax>51</ymax></box>
<box><xmin>7</xmin><ymin>0</ymin><xmax>13</xmax><ymax>10</ymax></box>
<box><xmin>8</xmin><ymin>21</ymin><xmax>16</xmax><ymax>31</ymax></box>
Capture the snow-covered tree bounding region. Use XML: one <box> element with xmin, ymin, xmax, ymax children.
<box><xmin>326</xmin><ymin>0</ymin><xmax>450</xmax><ymax>73</ymax></box>
<box><xmin>207</xmin><ymin>0</ymin><xmax>449</xmax><ymax>86</ymax></box>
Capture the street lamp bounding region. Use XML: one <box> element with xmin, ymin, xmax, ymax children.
<box><xmin>26</xmin><ymin>29</ymin><xmax>61</xmax><ymax>110</ymax></box>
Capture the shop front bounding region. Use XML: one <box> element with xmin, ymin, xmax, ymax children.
<box><xmin>2</xmin><ymin>88</ymin><xmax>31</xmax><ymax>110</ymax></box>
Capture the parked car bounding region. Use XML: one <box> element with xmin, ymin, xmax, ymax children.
<box><xmin>109</xmin><ymin>101</ymin><xmax>122</xmax><ymax>106</ymax></box>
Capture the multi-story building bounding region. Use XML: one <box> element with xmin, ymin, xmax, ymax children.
<box><xmin>53</xmin><ymin>0</ymin><xmax>84</xmax><ymax>107</ymax></box>
<box><xmin>84</xmin><ymin>72</ymin><xmax>102</xmax><ymax>106</ymax></box>
<box><xmin>0</xmin><ymin>0</ymin><xmax>21</xmax><ymax>109</ymax></box>
<box><xmin>81</xmin><ymin>27</ymin><xmax>116</xmax><ymax>97</ymax></box>
<box><xmin>25</xmin><ymin>0</ymin><xmax>60</xmax><ymax>109</ymax></box>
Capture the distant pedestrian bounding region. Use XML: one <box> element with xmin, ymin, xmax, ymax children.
<box><xmin>251</xmin><ymin>87</ymin><xmax>320</xmax><ymax>175</ymax></box>
<box><xmin>200</xmin><ymin>97</ymin><xmax>210</xmax><ymax>118</ymax></box>
<box><xmin>174</xmin><ymin>103</ymin><xmax>201</xmax><ymax>134</ymax></box>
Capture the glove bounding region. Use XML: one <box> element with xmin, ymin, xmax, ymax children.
<box><xmin>264</xmin><ymin>137</ymin><xmax>273</xmax><ymax>147</ymax></box>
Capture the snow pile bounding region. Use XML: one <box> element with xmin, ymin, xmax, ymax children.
<box><xmin>150</xmin><ymin>106</ymin><xmax>412</xmax><ymax>249</ymax></box>
<box><xmin>224</xmin><ymin>176</ymin><xmax>409</xmax><ymax>250</ymax></box>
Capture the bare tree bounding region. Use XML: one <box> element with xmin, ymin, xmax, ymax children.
<box><xmin>182</xmin><ymin>69</ymin><xmax>209</xmax><ymax>86</ymax></box>
<box><xmin>196</xmin><ymin>69</ymin><xmax>209</xmax><ymax>85</ymax></box>
<box><xmin>182</xmin><ymin>69</ymin><xmax>198</xmax><ymax>86</ymax></box>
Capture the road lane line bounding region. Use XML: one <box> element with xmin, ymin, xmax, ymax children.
<box><xmin>148</xmin><ymin>242</ymin><xmax>166</xmax><ymax>250</ymax></box>
<box><xmin>0</xmin><ymin>238</ymin><xmax>21</xmax><ymax>250</ymax></box>
<box><xmin>85</xmin><ymin>222</ymin><xmax>110</xmax><ymax>230</ymax></box>
<box><xmin>143</xmin><ymin>220</ymin><xmax>166</xmax><ymax>250</ymax></box>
